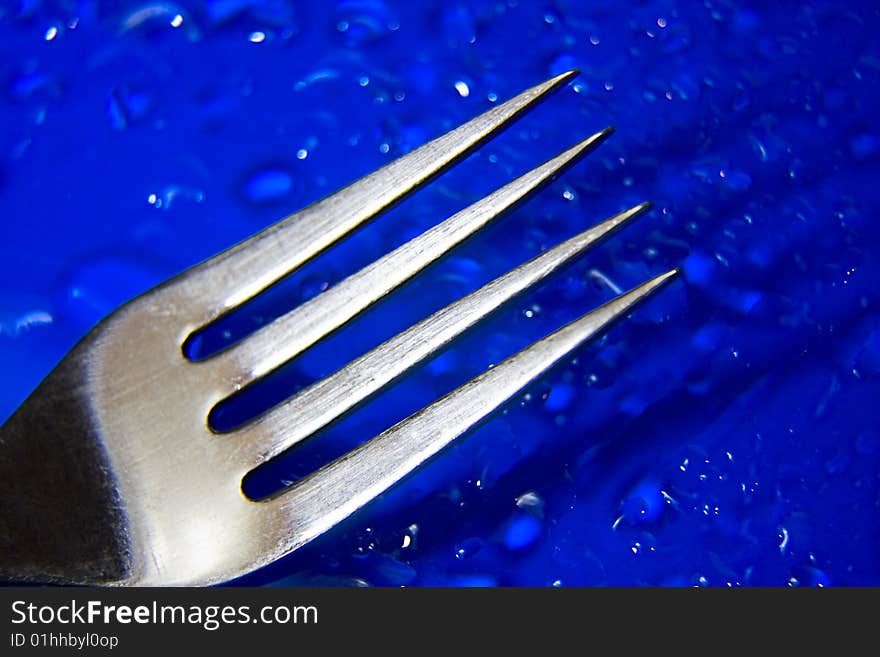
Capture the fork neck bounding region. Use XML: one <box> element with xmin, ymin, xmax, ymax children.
<box><xmin>0</xmin><ymin>356</ymin><xmax>131</xmax><ymax>585</ymax></box>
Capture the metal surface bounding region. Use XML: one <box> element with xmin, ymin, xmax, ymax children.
<box><xmin>0</xmin><ymin>71</ymin><xmax>678</xmax><ymax>586</ymax></box>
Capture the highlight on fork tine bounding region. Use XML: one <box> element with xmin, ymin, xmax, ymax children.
<box><xmin>273</xmin><ymin>270</ymin><xmax>681</xmax><ymax>548</ymax></box>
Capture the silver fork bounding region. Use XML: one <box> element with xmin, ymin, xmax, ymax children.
<box><xmin>0</xmin><ymin>70</ymin><xmax>678</xmax><ymax>586</ymax></box>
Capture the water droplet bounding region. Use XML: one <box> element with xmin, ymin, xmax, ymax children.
<box><xmin>242</xmin><ymin>166</ymin><xmax>295</xmax><ymax>204</ymax></box>
<box><xmin>453</xmin><ymin>80</ymin><xmax>470</xmax><ymax>97</ymax></box>
<box><xmin>441</xmin><ymin>4</ymin><xmax>476</xmax><ymax>46</ymax></box>
<box><xmin>543</xmin><ymin>383</ymin><xmax>575</xmax><ymax>412</ymax></box>
<box><xmin>0</xmin><ymin>309</ymin><xmax>53</xmax><ymax>338</ymax></box>
<box><xmin>794</xmin><ymin>566</ymin><xmax>832</xmax><ymax>588</ymax></box>
<box><xmin>619</xmin><ymin>478</ymin><xmax>665</xmax><ymax>525</ymax></box>
<box><xmin>501</xmin><ymin>512</ymin><xmax>542</xmax><ymax>551</ymax></box>
<box><xmin>522</xmin><ymin>302</ymin><xmax>541</xmax><ymax>319</ymax></box>
<box><xmin>120</xmin><ymin>3</ymin><xmax>200</xmax><ymax>40</ymax></box>
<box><xmin>293</xmin><ymin>68</ymin><xmax>341</xmax><ymax>91</ymax></box>
<box><xmin>334</xmin><ymin>0</ymin><xmax>396</xmax><ymax>46</ymax></box>
<box><xmin>454</xmin><ymin>536</ymin><xmax>484</xmax><ymax>559</ymax></box>
<box><xmin>719</xmin><ymin>169</ymin><xmax>752</xmax><ymax>192</ymax></box>
<box><xmin>401</xmin><ymin>523</ymin><xmax>419</xmax><ymax>550</ymax></box>
<box><xmin>619</xmin><ymin>393</ymin><xmax>647</xmax><ymax>416</ymax></box>
<box><xmin>147</xmin><ymin>184</ymin><xmax>205</xmax><ymax>211</ymax></box>
<box><xmin>681</xmin><ymin>251</ymin><xmax>718</xmax><ymax>287</ymax></box>
<box><xmin>515</xmin><ymin>490</ymin><xmax>545</xmax><ymax>517</ymax></box>
<box><xmin>778</xmin><ymin>527</ymin><xmax>790</xmax><ymax>554</ymax></box>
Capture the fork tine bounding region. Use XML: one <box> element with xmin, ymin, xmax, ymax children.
<box><xmin>231</xmin><ymin>203</ymin><xmax>652</xmax><ymax>467</ymax></box>
<box><xmin>269</xmin><ymin>269</ymin><xmax>679</xmax><ymax>545</ymax></box>
<box><xmin>207</xmin><ymin>128</ymin><xmax>614</xmax><ymax>392</ymax></box>
<box><xmin>180</xmin><ymin>70</ymin><xmax>580</xmax><ymax>326</ymax></box>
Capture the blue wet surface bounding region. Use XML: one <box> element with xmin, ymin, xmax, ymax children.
<box><xmin>1</xmin><ymin>0</ymin><xmax>879</xmax><ymax>586</ymax></box>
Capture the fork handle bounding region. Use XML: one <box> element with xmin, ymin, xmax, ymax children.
<box><xmin>0</xmin><ymin>359</ymin><xmax>130</xmax><ymax>585</ymax></box>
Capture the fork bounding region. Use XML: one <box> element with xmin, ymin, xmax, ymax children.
<box><xmin>0</xmin><ymin>70</ymin><xmax>678</xmax><ymax>586</ymax></box>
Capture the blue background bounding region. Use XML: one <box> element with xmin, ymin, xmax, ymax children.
<box><xmin>1</xmin><ymin>0</ymin><xmax>878</xmax><ymax>586</ymax></box>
